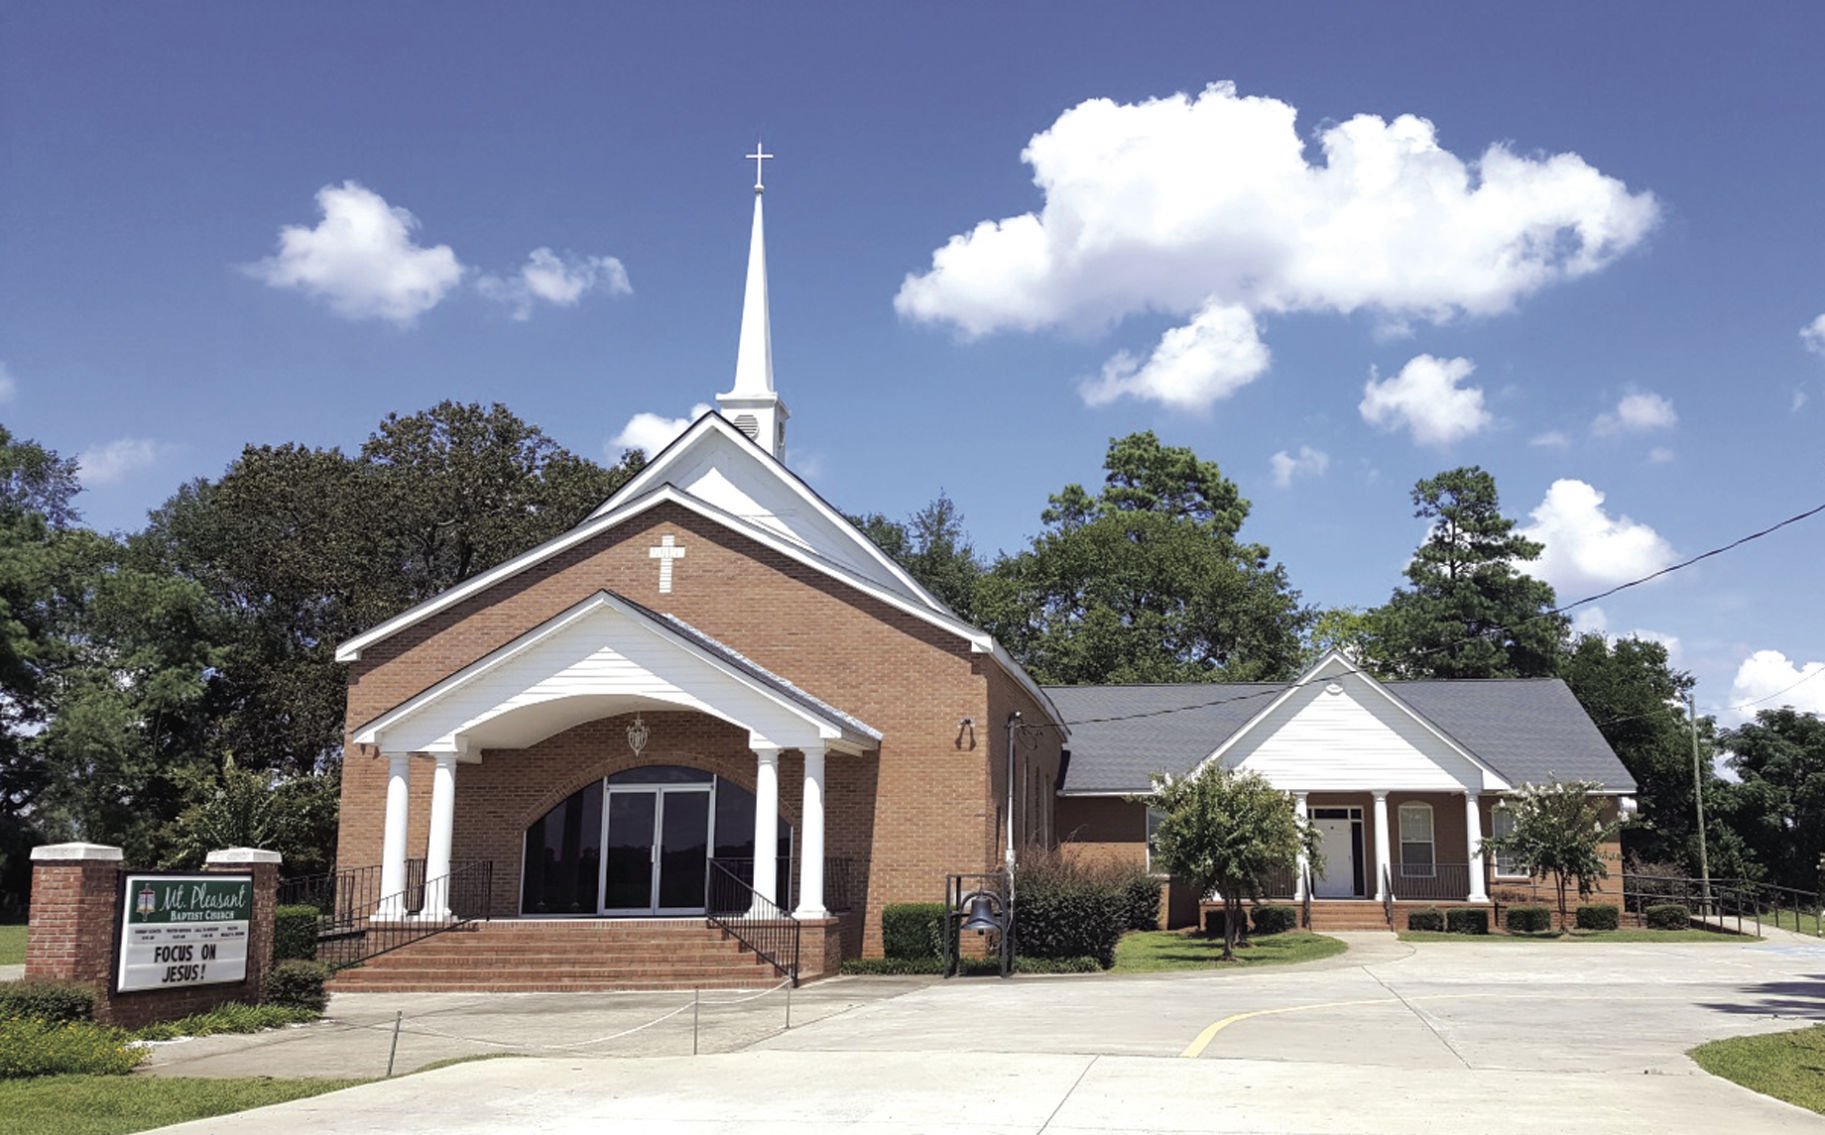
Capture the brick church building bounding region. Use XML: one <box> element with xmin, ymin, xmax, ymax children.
<box><xmin>329</xmin><ymin>164</ymin><xmax>1634</xmax><ymax>989</ymax></box>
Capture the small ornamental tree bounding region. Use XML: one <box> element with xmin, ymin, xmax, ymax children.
<box><xmin>1142</xmin><ymin>767</ymin><xmax>1320</xmax><ymax>960</ymax></box>
<box><xmin>1481</xmin><ymin>780</ymin><xmax>1622</xmax><ymax>927</ymax></box>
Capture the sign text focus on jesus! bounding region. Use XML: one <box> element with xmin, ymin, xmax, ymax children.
<box><xmin>116</xmin><ymin>874</ymin><xmax>253</xmax><ymax>993</ymax></box>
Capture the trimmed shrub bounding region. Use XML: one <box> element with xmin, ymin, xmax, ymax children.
<box><xmin>273</xmin><ymin>904</ymin><xmax>321</xmax><ymax>961</ymax></box>
<box><xmin>0</xmin><ymin>980</ymin><xmax>96</xmax><ymax>1023</ymax></box>
<box><xmin>1013</xmin><ymin>956</ymin><xmax>1102</xmax><ymax>974</ymax></box>
<box><xmin>1406</xmin><ymin>908</ymin><xmax>1445</xmax><ymax>932</ymax></box>
<box><xmin>881</xmin><ymin>903</ymin><xmax>948</xmax><ymax>960</ymax></box>
<box><xmin>0</xmin><ymin>1018</ymin><xmax>142</xmax><ymax>1077</ymax></box>
<box><xmin>1123</xmin><ymin>875</ymin><xmax>1164</xmax><ymax>932</ymax></box>
<box><xmin>1013</xmin><ymin>850</ymin><xmax>1128</xmax><ymax>968</ymax></box>
<box><xmin>135</xmin><ymin>1002</ymin><xmax>321</xmax><ymax>1041</ymax></box>
<box><xmin>1446</xmin><ymin>908</ymin><xmax>1489</xmax><ymax>935</ymax></box>
<box><xmin>264</xmin><ymin>959</ymin><xmax>330</xmax><ymax>1012</ymax></box>
<box><xmin>1505</xmin><ymin>905</ymin><xmax>1553</xmax><ymax>934</ymax></box>
<box><xmin>1645</xmin><ymin>903</ymin><xmax>1692</xmax><ymax>931</ymax></box>
<box><xmin>1251</xmin><ymin>905</ymin><xmax>1299</xmax><ymax>936</ymax></box>
<box><xmin>1575</xmin><ymin>904</ymin><xmax>1621</xmax><ymax>931</ymax></box>
<box><xmin>840</xmin><ymin>956</ymin><xmax>945</xmax><ymax>976</ymax></box>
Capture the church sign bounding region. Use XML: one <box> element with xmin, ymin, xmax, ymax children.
<box><xmin>116</xmin><ymin>874</ymin><xmax>253</xmax><ymax>993</ymax></box>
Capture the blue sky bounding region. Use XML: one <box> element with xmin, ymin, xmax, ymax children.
<box><xmin>3</xmin><ymin>3</ymin><xmax>1821</xmax><ymax>720</ymax></box>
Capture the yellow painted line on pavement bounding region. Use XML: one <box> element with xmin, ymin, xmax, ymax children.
<box><xmin>1179</xmin><ymin>998</ymin><xmax>1396</xmax><ymax>1059</ymax></box>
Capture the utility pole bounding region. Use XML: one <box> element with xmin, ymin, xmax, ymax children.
<box><xmin>1687</xmin><ymin>693</ymin><xmax>1712</xmax><ymax>915</ymax></box>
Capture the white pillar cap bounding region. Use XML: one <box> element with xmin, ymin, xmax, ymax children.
<box><xmin>205</xmin><ymin>847</ymin><xmax>283</xmax><ymax>865</ymax></box>
<box><xmin>31</xmin><ymin>842</ymin><xmax>122</xmax><ymax>862</ymax></box>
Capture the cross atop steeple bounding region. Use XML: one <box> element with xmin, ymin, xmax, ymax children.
<box><xmin>747</xmin><ymin>142</ymin><xmax>773</xmax><ymax>192</ymax></box>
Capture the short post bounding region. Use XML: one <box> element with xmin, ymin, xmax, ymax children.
<box><xmin>387</xmin><ymin>1010</ymin><xmax>403</xmax><ymax>1077</ymax></box>
<box><xmin>692</xmin><ymin>988</ymin><xmax>701</xmax><ymax>1055</ymax></box>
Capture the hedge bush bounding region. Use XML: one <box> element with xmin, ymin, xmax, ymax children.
<box><xmin>0</xmin><ymin>1018</ymin><xmax>142</xmax><ymax>1078</ymax></box>
<box><xmin>273</xmin><ymin>904</ymin><xmax>321</xmax><ymax>962</ymax></box>
<box><xmin>1576</xmin><ymin>904</ymin><xmax>1621</xmax><ymax>931</ymax></box>
<box><xmin>882</xmin><ymin>903</ymin><xmax>948</xmax><ymax>960</ymax></box>
<box><xmin>1446</xmin><ymin>908</ymin><xmax>1489</xmax><ymax>935</ymax></box>
<box><xmin>1406</xmin><ymin>908</ymin><xmax>1445</xmax><ymax>932</ymax></box>
<box><xmin>840</xmin><ymin>956</ymin><xmax>945</xmax><ymax>976</ymax></box>
<box><xmin>135</xmin><ymin>1002</ymin><xmax>320</xmax><ymax>1041</ymax></box>
<box><xmin>0</xmin><ymin>980</ymin><xmax>96</xmax><ymax>1023</ymax></box>
<box><xmin>1251</xmin><ymin>905</ymin><xmax>1299</xmax><ymax>936</ymax></box>
<box><xmin>1013</xmin><ymin>849</ymin><xmax>1129</xmax><ymax>968</ymax></box>
<box><xmin>1505</xmin><ymin>905</ymin><xmax>1553</xmax><ymax>934</ymax></box>
<box><xmin>264</xmin><ymin>960</ymin><xmax>331</xmax><ymax>1012</ymax></box>
<box><xmin>1123</xmin><ymin>875</ymin><xmax>1163</xmax><ymax>932</ymax></box>
<box><xmin>1645</xmin><ymin>902</ymin><xmax>1693</xmax><ymax>931</ymax></box>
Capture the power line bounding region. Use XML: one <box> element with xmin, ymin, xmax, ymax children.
<box><xmin>1032</xmin><ymin>496</ymin><xmax>1825</xmax><ymax>731</ymax></box>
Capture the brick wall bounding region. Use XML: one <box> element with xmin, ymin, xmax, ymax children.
<box><xmin>339</xmin><ymin>501</ymin><xmax>1065</xmax><ymax>958</ymax></box>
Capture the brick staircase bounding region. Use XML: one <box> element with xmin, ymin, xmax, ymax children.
<box><xmin>1304</xmin><ymin>901</ymin><xmax>1394</xmax><ymax>932</ymax></box>
<box><xmin>327</xmin><ymin>919</ymin><xmax>785</xmax><ymax>993</ymax></box>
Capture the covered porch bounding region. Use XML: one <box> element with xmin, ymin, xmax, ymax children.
<box><xmin>347</xmin><ymin>591</ymin><xmax>881</xmax><ymax>926</ymax></box>
<box><xmin>1264</xmin><ymin>790</ymin><xmax>1498</xmax><ymax>904</ymax></box>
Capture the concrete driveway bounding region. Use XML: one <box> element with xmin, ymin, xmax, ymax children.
<box><xmin>147</xmin><ymin>932</ymin><xmax>1825</xmax><ymax>1134</ymax></box>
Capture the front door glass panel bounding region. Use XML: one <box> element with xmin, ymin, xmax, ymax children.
<box><xmin>602</xmin><ymin>791</ymin><xmax>658</xmax><ymax>911</ymax></box>
<box><xmin>656</xmin><ymin>790</ymin><xmax>711</xmax><ymax>910</ymax></box>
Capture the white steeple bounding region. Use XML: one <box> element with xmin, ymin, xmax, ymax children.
<box><xmin>718</xmin><ymin>142</ymin><xmax>789</xmax><ymax>461</ymax></box>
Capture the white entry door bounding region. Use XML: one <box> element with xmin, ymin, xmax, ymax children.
<box><xmin>1312</xmin><ymin>812</ymin><xmax>1362</xmax><ymax>898</ymax></box>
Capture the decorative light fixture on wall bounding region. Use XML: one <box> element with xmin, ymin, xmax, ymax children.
<box><xmin>626</xmin><ymin>713</ymin><xmax>650</xmax><ymax>757</ymax></box>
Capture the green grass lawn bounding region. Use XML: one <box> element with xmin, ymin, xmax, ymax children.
<box><xmin>0</xmin><ymin>1074</ymin><xmax>367</xmax><ymax>1135</ymax></box>
<box><xmin>1113</xmin><ymin>929</ymin><xmax>1346</xmax><ymax>973</ymax></box>
<box><xmin>1764</xmin><ymin>909</ymin><xmax>1825</xmax><ymax>936</ymax></box>
<box><xmin>0</xmin><ymin>923</ymin><xmax>26</xmax><ymax>966</ymax></box>
<box><xmin>1398</xmin><ymin>928</ymin><xmax>1759</xmax><ymax>943</ymax></box>
<box><xmin>1690</xmin><ymin>1024</ymin><xmax>1825</xmax><ymax>1116</ymax></box>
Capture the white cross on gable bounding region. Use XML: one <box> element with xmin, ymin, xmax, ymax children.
<box><xmin>649</xmin><ymin>534</ymin><xmax>686</xmax><ymax>594</ymax></box>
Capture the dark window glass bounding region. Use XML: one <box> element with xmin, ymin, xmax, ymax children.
<box><xmin>520</xmin><ymin>784</ymin><xmax>603</xmax><ymax>915</ymax></box>
<box><xmin>607</xmin><ymin>765</ymin><xmax>713</xmax><ymax>785</ymax></box>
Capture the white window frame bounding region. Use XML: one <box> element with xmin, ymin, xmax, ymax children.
<box><xmin>1489</xmin><ymin>805</ymin><xmax>1526</xmax><ymax>878</ymax></box>
<box><xmin>1397</xmin><ymin>801</ymin><xmax>1435</xmax><ymax>879</ymax></box>
<box><xmin>1145</xmin><ymin>806</ymin><xmax>1166</xmax><ymax>874</ymax></box>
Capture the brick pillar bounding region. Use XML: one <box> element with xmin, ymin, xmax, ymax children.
<box><xmin>24</xmin><ymin>842</ymin><xmax>124</xmax><ymax>989</ymax></box>
<box><xmin>205</xmin><ymin>847</ymin><xmax>282</xmax><ymax>1000</ymax></box>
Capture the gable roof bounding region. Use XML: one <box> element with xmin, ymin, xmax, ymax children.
<box><xmin>352</xmin><ymin>589</ymin><xmax>881</xmax><ymax>756</ymax></box>
<box><xmin>1049</xmin><ymin>668</ymin><xmax>1635</xmax><ymax>795</ymax></box>
<box><xmin>333</xmin><ymin>415</ymin><xmax>1065</xmax><ymax>732</ymax></box>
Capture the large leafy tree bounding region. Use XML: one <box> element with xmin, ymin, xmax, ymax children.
<box><xmin>1368</xmin><ymin>466</ymin><xmax>1563</xmax><ymax>679</ymax></box>
<box><xmin>1482</xmin><ymin>779</ymin><xmax>1623</xmax><ymax>927</ymax></box>
<box><xmin>975</xmin><ymin>432</ymin><xmax>1308</xmax><ymax>685</ymax></box>
<box><xmin>850</xmin><ymin>492</ymin><xmax>984</xmax><ymax>622</ymax></box>
<box><xmin>1723</xmin><ymin>708</ymin><xmax>1825</xmax><ymax>893</ymax></box>
<box><xmin>1145</xmin><ymin>766</ymin><xmax>1319</xmax><ymax>959</ymax></box>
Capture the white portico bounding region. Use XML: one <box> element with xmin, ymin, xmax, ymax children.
<box><xmin>349</xmin><ymin>590</ymin><xmax>880</xmax><ymax>922</ymax></box>
<box><xmin>1197</xmin><ymin>651</ymin><xmax>1510</xmax><ymax>904</ymax></box>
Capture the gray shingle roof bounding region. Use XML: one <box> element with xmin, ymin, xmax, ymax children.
<box><xmin>1047</xmin><ymin>677</ymin><xmax>1635</xmax><ymax>795</ymax></box>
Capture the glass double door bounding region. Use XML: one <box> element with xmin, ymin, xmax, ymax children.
<box><xmin>602</xmin><ymin>785</ymin><xmax>712</xmax><ymax>915</ymax></box>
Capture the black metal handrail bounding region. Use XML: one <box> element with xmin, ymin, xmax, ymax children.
<box><xmin>705</xmin><ymin>855</ymin><xmax>866</xmax><ymax>913</ymax></box>
<box><xmin>276</xmin><ymin>859</ymin><xmax>494</xmax><ymax>969</ymax></box>
<box><xmin>1381</xmin><ymin>865</ymin><xmax>1394</xmax><ymax>928</ymax></box>
<box><xmin>705</xmin><ymin>859</ymin><xmax>800</xmax><ymax>985</ymax></box>
<box><xmin>1390</xmin><ymin>863</ymin><xmax>1473</xmax><ymax>902</ymax></box>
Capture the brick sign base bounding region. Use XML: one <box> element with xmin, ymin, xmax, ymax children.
<box><xmin>24</xmin><ymin>844</ymin><xmax>281</xmax><ymax>1030</ymax></box>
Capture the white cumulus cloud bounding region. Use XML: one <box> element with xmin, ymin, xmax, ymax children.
<box><xmin>77</xmin><ymin>438</ymin><xmax>173</xmax><ymax>487</ymax></box>
<box><xmin>247</xmin><ymin>181</ymin><xmax>465</xmax><ymax>325</ymax></box>
<box><xmin>1728</xmin><ymin>649</ymin><xmax>1825</xmax><ymax>723</ymax></box>
<box><xmin>1080</xmin><ymin>302</ymin><xmax>1268</xmax><ymax>409</ymax></box>
<box><xmin>610</xmin><ymin>403</ymin><xmax>712</xmax><ymax>457</ymax></box>
<box><xmin>896</xmin><ymin>82</ymin><xmax>1658</xmax><ymax>410</ymax></box>
<box><xmin>1529</xmin><ymin>430</ymin><xmax>1571</xmax><ymax>449</ymax></box>
<box><xmin>477</xmin><ymin>247</ymin><xmax>632</xmax><ymax>320</ymax></box>
<box><xmin>1592</xmin><ymin>389</ymin><xmax>1676</xmax><ymax>436</ymax></box>
<box><xmin>1519</xmin><ymin>479</ymin><xmax>1677</xmax><ymax>597</ymax></box>
<box><xmin>1269</xmin><ymin>445</ymin><xmax>1330</xmax><ymax>489</ymax></box>
<box><xmin>1358</xmin><ymin>355</ymin><xmax>1491</xmax><ymax>446</ymax></box>
<box><xmin>1801</xmin><ymin>313</ymin><xmax>1825</xmax><ymax>355</ymax></box>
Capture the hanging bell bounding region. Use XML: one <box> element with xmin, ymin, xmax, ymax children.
<box><xmin>960</xmin><ymin>893</ymin><xmax>1002</xmax><ymax>935</ymax></box>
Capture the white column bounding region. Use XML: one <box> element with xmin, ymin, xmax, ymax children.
<box><xmin>373</xmin><ymin>754</ymin><xmax>411</xmax><ymax>922</ymax></box>
<box><xmin>1465</xmin><ymin>792</ymin><xmax>1489</xmax><ymax>902</ymax></box>
<box><xmin>793</xmin><ymin>746</ymin><xmax>827</xmax><ymax>919</ymax></box>
<box><xmin>1372</xmin><ymin>791</ymin><xmax>1393</xmax><ymax>902</ymax></box>
<box><xmin>751</xmin><ymin>743</ymin><xmax>781</xmax><ymax>909</ymax></box>
<box><xmin>1293</xmin><ymin>792</ymin><xmax>1310</xmax><ymax>901</ymax></box>
<box><xmin>419</xmin><ymin>753</ymin><xmax>458</xmax><ymax>921</ymax></box>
